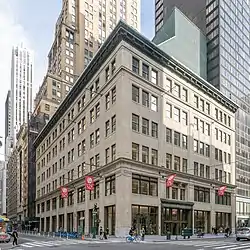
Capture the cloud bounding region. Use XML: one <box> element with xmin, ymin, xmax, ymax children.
<box><xmin>0</xmin><ymin>0</ymin><xmax>30</xmax><ymax>159</ymax></box>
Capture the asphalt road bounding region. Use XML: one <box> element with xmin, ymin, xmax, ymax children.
<box><xmin>2</xmin><ymin>234</ymin><xmax>250</xmax><ymax>250</ymax></box>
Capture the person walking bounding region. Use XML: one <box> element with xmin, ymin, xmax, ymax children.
<box><xmin>12</xmin><ymin>230</ymin><xmax>18</xmax><ymax>246</ymax></box>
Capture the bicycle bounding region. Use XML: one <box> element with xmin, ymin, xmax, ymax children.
<box><xmin>126</xmin><ymin>234</ymin><xmax>141</xmax><ymax>243</ymax></box>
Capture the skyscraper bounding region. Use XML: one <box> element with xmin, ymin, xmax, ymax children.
<box><xmin>10</xmin><ymin>44</ymin><xmax>34</xmax><ymax>145</ymax></box>
<box><xmin>34</xmin><ymin>0</ymin><xmax>141</xmax><ymax>118</ymax></box>
<box><xmin>154</xmin><ymin>0</ymin><xmax>250</xmax><ymax>226</ymax></box>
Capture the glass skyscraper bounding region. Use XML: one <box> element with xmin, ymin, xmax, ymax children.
<box><xmin>155</xmin><ymin>0</ymin><xmax>250</xmax><ymax>225</ymax></box>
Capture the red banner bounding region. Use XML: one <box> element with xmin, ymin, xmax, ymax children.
<box><xmin>218</xmin><ymin>186</ymin><xmax>227</xmax><ymax>196</ymax></box>
<box><xmin>85</xmin><ymin>176</ymin><xmax>94</xmax><ymax>191</ymax></box>
<box><xmin>60</xmin><ymin>187</ymin><xmax>68</xmax><ymax>198</ymax></box>
<box><xmin>166</xmin><ymin>174</ymin><xmax>176</xmax><ymax>188</ymax></box>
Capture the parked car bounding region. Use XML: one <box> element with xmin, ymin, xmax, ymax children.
<box><xmin>0</xmin><ymin>232</ymin><xmax>10</xmax><ymax>243</ymax></box>
<box><xmin>236</xmin><ymin>227</ymin><xmax>250</xmax><ymax>241</ymax></box>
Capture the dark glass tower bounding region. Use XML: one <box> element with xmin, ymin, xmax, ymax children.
<box><xmin>155</xmin><ymin>0</ymin><xmax>250</xmax><ymax>226</ymax></box>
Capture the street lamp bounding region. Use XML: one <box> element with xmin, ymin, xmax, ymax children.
<box><xmin>92</xmin><ymin>203</ymin><xmax>98</xmax><ymax>239</ymax></box>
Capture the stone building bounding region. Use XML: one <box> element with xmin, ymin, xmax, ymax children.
<box><xmin>34</xmin><ymin>21</ymin><xmax>238</xmax><ymax>236</ymax></box>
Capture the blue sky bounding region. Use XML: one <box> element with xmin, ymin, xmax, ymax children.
<box><xmin>0</xmin><ymin>0</ymin><xmax>154</xmax><ymax>158</ymax></box>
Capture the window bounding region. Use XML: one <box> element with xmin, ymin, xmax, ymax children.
<box><xmin>105</xmin><ymin>148</ymin><xmax>110</xmax><ymax>164</ymax></box>
<box><xmin>200</xmin><ymin>164</ymin><xmax>204</xmax><ymax>177</ymax></box>
<box><xmin>205</xmin><ymin>144</ymin><xmax>210</xmax><ymax>157</ymax></box>
<box><xmin>132</xmin><ymin>114</ymin><xmax>139</xmax><ymax>132</ymax></box>
<box><xmin>194</xmin><ymin>117</ymin><xmax>198</xmax><ymax>130</ymax></box>
<box><xmin>111</xmin><ymin>115</ymin><xmax>116</xmax><ymax>132</ymax></box>
<box><xmin>182</xmin><ymin>135</ymin><xmax>188</xmax><ymax>149</ymax></box>
<box><xmin>206</xmin><ymin>166</ymin><xmax>210</xmax><ymax>179</ymax></box>
<box><xmin>166</xmin><ymin>128</ymin><xmax>172</xmax><ymax>143</ymax></box>
<box><xmin>182</xmin><ymin>111</ymin><xmax>188</xmax><ymax>125</ymax></box>
<box><xmin>182</xmin><ymin>159</ymin><xmax>187</xmax><ymax>173</ymax></box>
<box><xmin>200</xmin><ymin>99</ymin><xmax>204</xmax><ymax>111</ymax></box>
<box><xmin>166</xmin><ymin>103</ymin><xmax>172</xmax><ymax>118</ymax></box>
<box><xmin>194</xmin><ymin>139</ymin><xmax>198</xmax><ymax>153</ymax></box>
<box><xmin>174</xmin><ymin>131</ymin><xmax>180</xmax><ymax>146</ymax></box>
<box><xmin>200</xmin><ymin>120</ymin><xmax>204</xmax><ymax>133</ymax></box>
<box><xmin>151</xmin><ymin>122</ymin><xmax>158</xmax><ymax>138</ymax></box>
<box><xmin>105</xmin><ymin>66</ymin><xmax>110</xmax><ymax>81</ymax></box>
<box><xmin>77</xmin><ymin>187</ymin><xmax>85</xmax><ymax>203</ymax></box>
<box><xmin>151</xmin><ymin>149</ymin><xmax>158</xmax><ymax>165</ymax></box>
<box><xmin>166</xmin><ymin>153</ymin><xmax>172</xmax><ymax>169</ymax></box>
<box><xmin>142</xmin><ymin>118</ymin><xmax>149</xmax><ymax>135</ymax></box>
<box><xmin>182</xmin><ymin>88</ymin><xmax>188</xmax><ymax>102</ymax></box>
<box><xmin>132</xmin><ymin>174</ymin><xmax>158</xmax><ymax>196</ymax></box>
<box><xmin>200</xmin><ymin>142</ymin><xmax>204</xmax><ymax>155</ymax></box>
<box><xmin>194</xmin><ymin>95</ymin><xmax>199</xmax><ymax>108</ymax></box>
<box><xmin>142</xmin><ymin>146</ymin><xmax>149</xmax><ymax>163</ymax></box>
<box><xmin>132</xmin><ymin>57</ymin><xmax>139</xmax><ymax>74</ymax></box>
<box><xmin>174</xmin><ymin>156</ymin><xmax>180</xmax><ymax>171</ymax></box>
<box><xmin>142</xmin><ymin>90</ymin><xmax>149</xmax><ymax>107</ymax></box>
<box><xmin>105</xmin><ymin>120</ymin><xmax>110</xmax><ymax>137</ymax></box>
<box><xmin>151</xmin><ymin>95</ymin><xmax>158</xmax><ymax>111</ymax></box>
<box><xmin>111</xmin><ymin>87</ymin><xmax>116</xmax><ymax>104</ymax></box>
<box><xmin>111</xmin><ymin>59</ymin><xmax>116</xmax><ymax>75</ymax></box>
<box><xmin>173</xmin><ymin>83</ymin><xmax>180</xmax><ymax>97</ymax></box>
<box><xmin>194</xmin><ymin>186</ymin><xmax>210</xmax><ymax>203</ymax></box>
<box><xmin>105</xmin><ymin>175</ymin><xmax>116</xmax><ymax>196</ymax></box>
<box><xmin>132</xmin><ymin>85</ymin><xmax>139</xmax><ymax>102</ymax></box>
<box><xmin>173</xmin><ymin>107</ymin><xmax>180</xmax><ymax>122</ymax></box>
<box><xmin>132</xmin><ymin>143</ymin><xmax>139</xmax><ymax>161</ymax></box>
<box><xmin>90</xmin><ymin>109</ymin><xmax>95</xmax><ymax>123</ymax></box>
<box><xmin>90</xmin><ymin>133</ymin><xmax>94</xmax><ymax>148</ymax></box>
<box><xmin>215</xmin><ymin>192</ymin><xmax>231</xmax><ymax>206</ymax></box>
<box><xmin>95</xmin><ymin>129</ymin><xmax>100</xmax><ymax>144</ymax></box>
<box><xmin>106</xmin><ymin>93</ymin><xmax>110</xmax><ymax>109</ymax></box>
<box><xmin>205</xmin><ymin>102</ymin><xmax>210</xmax><ymax>114</ymax></box>
<box><xmin>151</xmin><ymin>69</ymin><xmax>158</xmax><ymax>84</ymax></box>
<box><xmin>142</xmin><ymin>63</ymin><xmax>149</xmax><ymax>80</ymax></box>
<box><xmin>90</xmin><ymin>181</ymin><xmax>100</xmax><ymax>200</ymax></box>
<box><xmin>95</xmin><ymin>103</ymin><xmax>100</xmax><ymax>118</ymax></box>
<box><xmin>205</xmin><ymin>123</ymin><xmax>210</xmax><ymax>136</ymax></box>
<box><xmin>111</xmin><ymin>144</ymin><xmax>116</xmax><ymax>161</ymax></box>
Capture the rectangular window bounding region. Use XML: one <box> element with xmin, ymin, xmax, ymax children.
<box><xmin>111</xmin><ymin>115</ymin><xmax>116</xmax><ymax>132</ymax></box>
<box><xmin>95</xmin><ymin>103</ymin><xmax>100</xmax><ymax>118</ymax></box>
<box><xmin>194</xmin><ymin>95</ymin><xmax>199</xmax><ymax>108</ymax></box>
<box><xmin>142</xmin><ymin>90</ymin><xmax>149</xmax><ymax>107</ymax></box>
<box><xmin>111</xmin><ymin>87</ymin><xmax>116</xmax><ymax>104</ymax></box>
<box><xmin>182</xmin><ymin>159</ymin><xmax>187</xmax><ymax>173</ymax></box>
<box><xmin>132</xmin><ymin>114</ymin><xmax>139</xmax><ymax>132</ymax></box>
<box><xmin>142</xmin><ymin>118</ymin><xmax>149</xmax><ymax>135</ymax></box>
<box><xmin>174</xmin><ymin>131</ymin><xmax>180</xmax><ymax>146</ymax></box>
<box><xmin>105</xmin><ymin>175</ymin><xmax>116</xmax><ymax>196</ymax></box>
<box><xmin>173</xmin><ymin>107</ymin><xmax>180</xmax><ymax>122</ymax></box>
<box><xmin>95</xmin><ymin>129</ymin><xmax>100</xmax><ymax>144</ymax></box>
<box><xmin>132</xmin><ymin>85</ymin><xmax>139</xmax><ymax>102</ymax></box>
<box><xmin>205</xmin><ymin>144</ymin><xmax>210</xmax><ymax>157</ymax></box>
<box><xmin>182</xmin><ymin>135</ymin><xmax>188</xmax><ymax>149</ymax></box>
<box><xmin>132</xmin><ymin>143</ymin><xmax>139</xmax><ymax>161</ymax></box>
<box><xmin>105</xmin><ymin>93</ymin><xmax>110</xmax><ymax>110</ymax></box>
<box><xmin>151</xmin><ymin>149</ymin><xmax>158</xmax><ymax>165</ymax></box>
<box><xmin>173</xmin><ymin>83</ymin><xmax>180</xmax><ymax>98</ymax></box>
<box><xmin>105</xmin><ymin>120</ymin><xmax>110</xmax><ymax>137</ymax></box>
<box><xmin>194</xmin><ymin>139</ymin><xmax>198</xmax><ymax>153</ymax></box>
<box><xmin>166</xmin><ymin>153</ymin><xmax>172</xmax><ymax>169</ymax></box>
<box><xmin>200</xmin><ymin>142</ymin><xmax>204</xmax><ymax>155</ymax></box>
<box><xmin>90</xmin><ymin>133</ymin><xmax>94</xmax><ymax>148</ymax></box>
<box><xmin>182</xmin><ymin>111</ymin><xmax>188</xmax><ymax>125</ymax></box>
<box><xmin>132</xmin><ymin>174</ymin><xmax>158</xmax><ymax>196</ymax></box>
<box><xmin>111</xmin><ymin>144</ymin><xmax>116</xmax><ymax>161</ymax></box>
<box><xmin>166</xmin><ymin>103</ymin><xmax>172</xmax><ymax>118</ymax></box>
<box><xmin>151</xmin><ymin>69</ymin><xmax>158</xmax><ymax>84</ymax></box>
<box><xmin>194</xmin><ymin>186</ymin><xmax>210</xmax><ymax>203</ymax></box>
<box><xmin>142</xmin><ymin>63</ymin><xmax>149</xmax><ymax>80</ymax></box>
<box><xmin>200</xmin><ymin>99</ymin><xmax>204</xmax><ymax>111</ymax></box>
<box><xmin>90</xmin><ymin>109</ymin><xmax>95</xmax><ymax>123</ymax></box>
<box><xmin>105</xmin><ymin>66</ymin><xmax>110</xmax><ymax>81</ymax></box>
<box><xmin>151</xmin><ymin>122</ymin><xmax>158</xmax><ymax>138</ymax></box>
<box><xmin>105</xmin><ymin>148</ymin><xmax>110</xmax><ymax>164</ymax></box>
<box><xmin>206</xmin><ymin>166</ymin><xmax>210</xmax><ymax>179</ymax></box>
<box><xmin>151</xmin><ymin>95</ymin><xmax>158</xmax><ymax>111</ymax></box>
<box><xmin>142</xmin><ymin>146</ymin><xmax>149</xmax><ymax>163</ymax></box>
<box><xmin>182</xmin><ymin>88</ymin><xmax>188</xmax><ymax>102</ymax></box>
<box><xmin>174</xmin><ymin>156</ymin><xmax>180</xmax><ymax>171</ymax></box>
<box><xmin>166</xmin><ymin>128</ymin><xmax>172</xmax><ymax>143</ymax></box>
<box><xmin>132</xmin><ymin>57</ymin><xmax>139</xmax><ymax>74</ymax></box>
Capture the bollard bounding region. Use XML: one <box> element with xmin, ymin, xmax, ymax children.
<box><xmin>60</xmin><ymin>232</ymin><xmax>61</xmax><ymax>238</ymax></box>
<box><xmin>67</xmin><ymin>233</ymin><xmax>69</xmax><ymax>240</ymax></box>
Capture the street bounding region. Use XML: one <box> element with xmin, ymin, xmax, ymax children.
<box><xmin>2</xmin><ymin>235</ymin><xmax>250</xmax><ymax>250</ymax></box>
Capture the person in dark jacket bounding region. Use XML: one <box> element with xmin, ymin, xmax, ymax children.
<box><xmin>12</xmin><ymin>230</ymin><xmax>18</xmax><ymax>246</ymax></box>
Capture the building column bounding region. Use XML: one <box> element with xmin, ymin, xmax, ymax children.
<box><xmin>64</xmin><ymin>202</ymin><xmax>68</xmax><ymax>232</ymax></box>
<box><xmin>210</xmin><ymin>188</ymin><xmax>216</xmax><ymax>230</ymax></box>
<box><xmin>158</xmin><ymin>178</ymin><xmax>166</xmax><ymax>235</ymax></box>
<box><xmin>85</xmin><ymin>190</ymin><xmax>90</xmax><ymax>234</ymax></box>
<box><xmin>115</xmin><ymin>170</ymin><xmax>131</xmax><ymax>237</ymax></box>
<box><xmin>56</xmin><ymin>198</ymin><xmax>60</xmax><ymax>232</ymax></box>
<box><xmin>99</xmin><ymin>178</ymin><xmax>105</xmax><ymax>230</ymax></box>
<box><xmin>73</xmin><ymin>191</ymin><xmax>78</xmax><ymax>231</ymax></box>
<box><xmin>49</xmin><ymin>216</ymin><xmax>52</xmax><ymax>232</ymax></box>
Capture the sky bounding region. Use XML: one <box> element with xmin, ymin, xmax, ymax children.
<box><xmin>0</xmin><ymin>0</ymin><xmax>154</xmax><ymax>159</ymax></box>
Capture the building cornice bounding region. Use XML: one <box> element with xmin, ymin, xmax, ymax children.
<box><xmin>34</xmin><ymin>21</ymin><xmax>238</xmax><ymax>147</ymax></box>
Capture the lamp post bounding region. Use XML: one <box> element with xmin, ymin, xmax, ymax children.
<box><xmin>92</xmin><ymin>203</ymin><xmax>98</xmax><ymax>239</ymax></box>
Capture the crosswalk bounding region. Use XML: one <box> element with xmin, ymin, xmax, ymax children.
<box><xmin>152</xmin><ymin>240</ymin><xmax>250</xmax><ymax>249</ymax></box>
<box><xmin>15</xmin><ymin>239</ymin><xmax>110</xmax><ymax>249</ymax></box>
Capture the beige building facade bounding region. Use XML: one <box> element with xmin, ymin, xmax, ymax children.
<box><xmin>35</xmin><ymin>22</ymin><xmax>238</xmax><ymax>236</ymax></box>
<box><xmin>34</xmin><ymin>0</ymin><xmax>141</xmax><ymax>119</ymax></box>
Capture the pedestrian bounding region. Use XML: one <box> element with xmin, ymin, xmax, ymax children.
<box><xmin>12</xmin><ymin>229</ymin><xmax>18</xmax><ymax>246</ymax></box>
<box><xmin>141</xmin><ymin>227</ymin><xmax>145</xmax><ymax>241</ymax></box>
<box><xmin>99</xmin><ymin>226</ymin><xmax>103</xmax><ymax>240</ymax></box>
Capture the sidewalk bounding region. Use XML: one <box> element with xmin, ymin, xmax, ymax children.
<box><xmin>20</xmin><ymin>231</ymin><xmax>234</xmax><ymax>243</ymax></box>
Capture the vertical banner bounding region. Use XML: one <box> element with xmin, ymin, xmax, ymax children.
<box><xmin>60</xmin><ymin>187</ymin><xmax>68</xmax><ymax>198</ymax></box>
<box><xmin>166</xmin><ymin>174</ymin><xmax>176</xmax><ymax>188</ymax></box>
<box><xmin>85</xmin><ymin>176</ymin><xmax>94</xmax><ymax>191</ymax></box>
<box><xmin>218</xmin><ymin>186</ymin><xmax>227</xmax><ymax>196</ymax></box>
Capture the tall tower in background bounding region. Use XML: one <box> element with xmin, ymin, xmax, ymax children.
<box><xmin>34</xmin><ymin>0</ymin><xmax>141</xmax><ymax>118</ymax></box>
<box><xmin>10</xmin><ymin>44</ymin><xmax>34</xmax><ymax>145</ymax></box>
<box><xmin>154</xmin><ymin>0</ymin><xmax>250</xmax><ymax>227</ymax></box>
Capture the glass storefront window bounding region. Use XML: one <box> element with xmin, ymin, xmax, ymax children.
<box><xmin>216</xmin><ymin>212</ymin><xmax>231</xmax><ymax>231</ymax></box>
<box><xmin>104</xmin><ymin>205</ymin><xmax>116</xmax><ymax>235</ymax></box>
<box><xmin>132</xmin><ymin>205</ymin><xmax>158</xmax><ymax>235</ymax></box>
<box><xmin>194</xmin><ymin>210</ymin><xmax>210</xmax><ymax>233</ymax></box>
